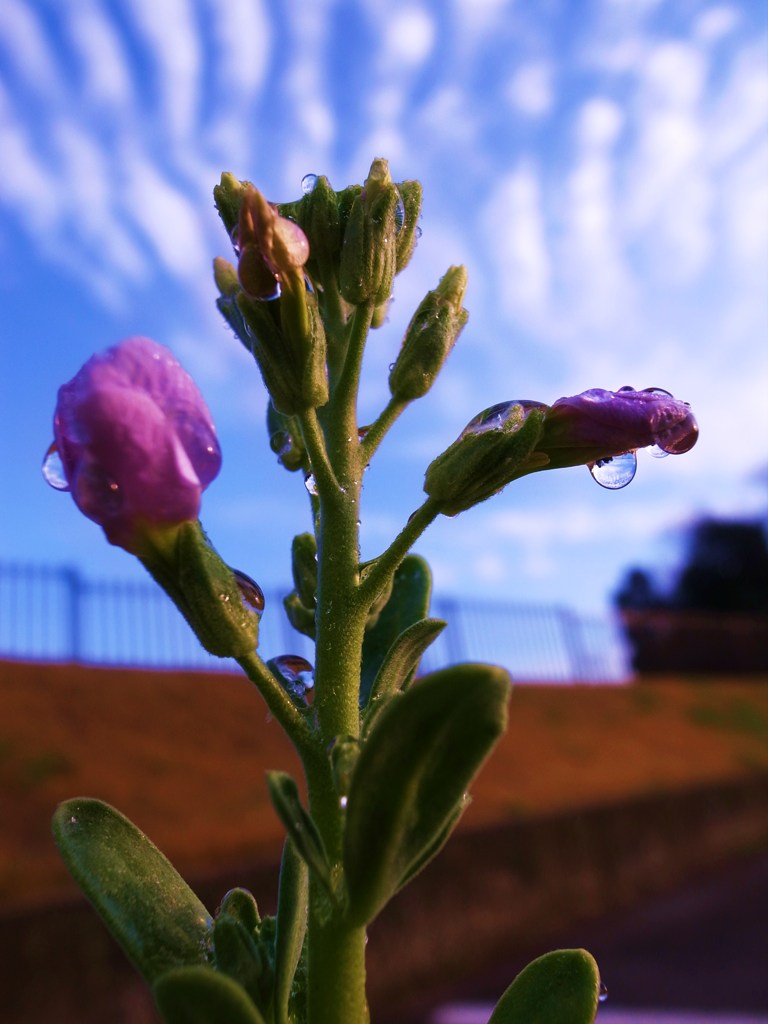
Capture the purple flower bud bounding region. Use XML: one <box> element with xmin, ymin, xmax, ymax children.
<box><xmin>538</xmin><ymin>386</ymin><xmax>698</xmax><ymax>469</ymax></box>
<box><xmin>52</xmin><ymin>337</ymin><xmax>221</xmax><ymax>552</ymax></box>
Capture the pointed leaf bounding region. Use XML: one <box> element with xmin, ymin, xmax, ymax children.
<box><xmin>154</xmin><ymin>965</ymin><xmax>266</xmax><ymax>1024</ymax></box>
<box><xmin>266</xmin><ymin>772</ymin><xmax>332</xmax><ymax>894</ymax></box>
<box><xmin>488</xmin><ymin>949</ymin><xmax>601</xmax><ymax>1024</ymax></box>
<box><xmin>344</xmin><ymin>663</ymin><xmax>510</xmax><ymax>925</ymax></box>
<box><xmin>367</xmin><ymin>617</ymin><xmax>446</xmax><ymax>713</ymax></box>
<box><xmin>52</xmin><ymin>798</ymin><xmax>211</xmax><ymax>984</ymax></box>
<box><xmin>360</xmin><ymin>554</ymin><xmax>433</xmax><ymax>705</ymax></box>
<box><xmin>273</xmin><ymin>839</ymin><xmax>309</xmax><ymax>1024</ymax></box>
<box><xmin>213</xmin><ymin>915</ymin><xmax>266</xmax><ymax>1008</ymax></box>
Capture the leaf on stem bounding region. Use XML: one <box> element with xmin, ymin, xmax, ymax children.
<box><xmin>273</xmin><ymin>839</ymin><xmax>309</xmax><ymax>1024</ymax></box>
<box><xmin>343</xmin><ymin>663</ymin><xmax>511</xmax><ymax>925</ymax></box>
<box><xmin>266</xmin><ymin>772</ymin><xmax>333</xmax><ymax>896</ymax></box>
<box><xmin>154</xmin><ymin>965</ymin><xmax>267</xmax><ymax>1024</ymax></box>
<box><xmin>365</xmin><ymin>617</ymin><xmax>446</xmax><ymax>719</ymax></box>
<box><xmin>360</xmin><ymin>554</ymin><xmax>434</xmax><ymax>706</ymax></box>
<box><xmin>52</xmin><ymin>798</ymin><xmax>212</xmax><ymax>984</ymax></box>
<box><xmin>487</xmin><ymin>949</ymin><xmax>601</xmax><ymax>1024</ymax></box>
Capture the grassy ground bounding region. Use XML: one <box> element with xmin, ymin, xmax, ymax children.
<box><xmin>1</xmin><ymin>660</ymin><xmax>766</xmax><ymax>912</ymax></box>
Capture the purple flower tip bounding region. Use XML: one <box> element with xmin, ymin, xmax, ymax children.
<box><xmin>540</xmin><ymin>386</ymin><xmax>698</xmax><ymax>466</ymax></box>
<box><xmin>53</xmin><ymin>337</ymin><xmax>221</xmax><ymax>552</ymax></box>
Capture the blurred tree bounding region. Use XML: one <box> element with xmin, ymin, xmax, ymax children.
<box><xmin>614</xmin><ymin>518</ymin><xmax>768</xmax><ymax>674</ymax></box>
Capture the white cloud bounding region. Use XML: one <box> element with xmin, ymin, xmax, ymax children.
<box><xmin>576</xmin><ymin>97</ymin><xmax>624</xmax><ymax>149</ymax></box>
<box><xmin>203</xmin><ymin>0</ymin><xmax>272</xmax><ymax>102</ymax></box>
<box><xmin>122</xmin><ymin>0</ymin><xmax>202</xmax><ymax>140</ymax></box>
<box><xmin>382</xmin><ymin>7</ymin><xmax>435</xmax><ymax>68</ymax></box>
<box><xmin>64</xmin><ymin>1</ymin><xmax>134</xmax><ymax>110</ymax></box>
<box><xmin>694</xmin><ymin>5</ymin><xmax>740</xmax><ymax>42</ymax></box>
<box><xmin>482</xmin><ymin>163</ymin><xmax>551</xmax><ymax>319</ymax></box>
<box><xmin>505</xmin><ymin>61</ymin><xmax>554</xmax><ymax>118</ymax></box>
<box><xmin>0</xmin><ymin>0</ymin><xmax>64</xmax><ymax>99</ymax></box>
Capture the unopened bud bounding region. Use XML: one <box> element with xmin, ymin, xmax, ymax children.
<box><xmin>389</xmin><ymin>266</ymin><xmax>468</xmax><ymax>402</ymax></box>
<box><xmin>339</xmin><ymin>158</ymin><xmax>399</xmax><ymax>305</ymax></box>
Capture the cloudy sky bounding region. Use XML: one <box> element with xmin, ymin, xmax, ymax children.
<box><xmin>1</xmin><ymin>0</ymin><xmax>767</xmax><ymax>618</ymax></box>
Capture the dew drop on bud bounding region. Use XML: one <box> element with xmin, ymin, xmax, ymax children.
<box><xmin>462</xmin><ymin>400</ymin><xmax>547</xmax><ymax>437</ymax></box>
<box><xmin>301</xmin><ymin>173</ymin><xmax>318</xmax><ymax>195</ymax></box>
<box><xmin>304</xmin><ymin>473</ymin><xmax>318</xmax><ymax>496</ymax></box>
<box><xmin>588</xmin><ymin>451</ymin><xmax>637</xmax><ymax>489</ymax></box>
<box><xmin>654</xmin><ymin>409</ymin><xmax>699</xmax><ymax>455</ymax></box>
<box><xmin>340</xmin><ymin>795</ymin><xmax>348</xmax><ymax>810</ymax></box>
<box><xmin>232</xmin><ymin>568</ymin><xmax>265</xmax><ymax>613</ymax></box>
<box><xmin>394</xmin><ymin>192</ymin><xmax>405</xmax><ymax>234</ymax></box>
<box><xmin>599</xmin><ymin>981</ymin><xmax>609</xmax><ymax>1003</ymax></box>
<box><xmin>42</xmin><ymin>442</ymin><xmax>70</xmax><ymax>491</ymax></box>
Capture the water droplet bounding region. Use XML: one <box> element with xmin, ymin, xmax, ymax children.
<box><xmin>462</xmin><ymin>400</ymin><xmax>547</xmax><ymax>437</ymax></box>
<box><xmin>271</xmin><ymin>655</ymin><xmax>315</xmax><ymax>703</ymax></box>
<box><xmin>648</xmin><ymin>444</ymin><xmax>670</xmax><ymax>459</ymax></box>
<box><xmin>589</xmin><ymin>451</ymin><xmax>637</xmax><ymax>489</ymax></box>
<box><xmin>415</xmin><ymin>225</ymin><xmax>423</xmax><ymax>239</ymax></box>
<box><xmin>340</xmin><ymin>795</ymin><xmax>348</xmax><ymax>810</ymax></box>
<box><xmin>230</xmin><ymin>224</ymin><xmax>241</xmax><ymax>256</ymax></box>
<box><xmin>42</xmin><ymin>442</ymin><xmax>70</xmax><ymax>491</ymax></box>
<box><xmin>394</xmin><ymin>192</ymin><xmax>405</xmax><ymax>233</ymax></box>
<box><xmin>304</xmin><ymin>473</ymin><xmax>318</xmax><ymax>496</ymax></box>
<box><xmin>618</xmin><ymin>384</ymin><xmax>635</xmax><ymax>393</ymax></box>
<box><xmin>358</xmin><ymin>426</ymin><xmax>370</xmax><ymax>441</ymax></box>
<box><xmin>270</xmin><ymin>431</ymin><xmax>293</xmax><ymax>458</ymax></box>
<box><xmin>654</xmin><ymin>408</ymin><xmax>699</xmax><ymax>455</ymax></box>
<box><xmin>232</xmin><ymin>568</ymin><xmax>264</xmax><ymax>612</ymax></box>
<box><xmin>598</xmin><ymin>981</ymin><xmax>608</xmax><ymax>1003</ymax></box>
<box><xmin>642</xmin><ymin>386</ymin><xmax>672</xmax><ymax>397</ymax></box>
<box><xmin>256</xmin><ymin>281</ymin><xmax>281</xmax><ymax>302</ymax></box>
<box><xmin>301</xmin><ymin>173</ymin><xmax>319</xmax><ymax>195</ymax></box>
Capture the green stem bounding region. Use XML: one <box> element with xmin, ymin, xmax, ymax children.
<box><xmin>300</xmin><ymin>406</ymin><xmax>340</xmax><ymax>497</ymax></box>
<box><xmin>359</xmin><ymin>395</ymin><xmax>407</xmax><ymax>465</ymax></box>
<box><xmin>359</xmin><ymin>496</ymin><xmax>441</xmax><ymax>606</ymax></box>
<box><xmin>236</xmin><ymin>650</ymin><xmax>316</xmax><ymax>761</ymax></box>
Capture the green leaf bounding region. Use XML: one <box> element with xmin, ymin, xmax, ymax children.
<box><xmin>488</xmin><ymin>949</ymin><xmax>601</xmax><ymax>1024</ymax></box>
<box><xmin>154</xmin><ymin>965</ymin><xmax>266</xmax><ymax>1024</ymax></box>
<box><xmin>360</xmin><ymin>554</ymin><xmax>434</xmax><ymax>706</ymax></box>
<box><xmin>366</xmin><ymin>617</ymin><xmax>446</xmax><ymax>717</ymax></box>
<box><xmin>52</xmin><ymin>798</ymin><xmax>212</xmax><ymax>984</ymax></box>
<box><xmin>273</xmin><ymin>839</ymin><xmax>309</xmax><ymax>1024</ymax></box>
<box><xmin>266</xmin><ymin>772</ymin><xmax>332</xmax><ymax>895</ymax></box>
<box><xmin>344</xmin><ymin>663</ymin><xmax>511</xmax><ymax>925</ymax></box>
<box><xmin>212</xmin><ymin>915</ymin><xmax>266</xmax><ymax>1008</ymax></box>
<box><xmin>217</xmin><ymin>887</ymin><xmax>261</xmax><ymax>933</ymax></box>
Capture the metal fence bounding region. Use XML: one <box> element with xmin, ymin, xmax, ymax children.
<box><xmin>0</xmin><ymin>562</ymin><xmax>632</xmax><ymax>682</ymax></box>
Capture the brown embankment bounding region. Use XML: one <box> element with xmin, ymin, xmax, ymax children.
<box><xmin>0</xmin><ymin>660</ymin><xmax>766</xmax><ymax>1022</ymax></box>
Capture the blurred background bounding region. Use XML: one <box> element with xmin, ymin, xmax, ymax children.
<box><xmin>1</xmin><ymin>1</ymin><xmax>767</xmax><ymax>1022</ymax></box>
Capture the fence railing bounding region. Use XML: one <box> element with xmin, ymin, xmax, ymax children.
<box><xmin>0</xmin><ymin>562</ymin><xmax>632</xmax><ymax>682</ymax></box>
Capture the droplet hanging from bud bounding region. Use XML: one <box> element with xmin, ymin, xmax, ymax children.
<box><xmin>270</xmin><ymin>655</ymin><xmax>315</xmax><ymax>704</ymax></box>
<box><xmin>301</xmin><ymin>173</ymin><xmax>319</xmax><ymax>195</ymax></box>
<box><xmin>42</xmin><ymin>442</ymin><xmax>70</xmax><ymax>491</ymax></box>
<box><xmin>588</xmin><ymin>451</ymin><xmax>637</xmax><ymax>489</ymax></box>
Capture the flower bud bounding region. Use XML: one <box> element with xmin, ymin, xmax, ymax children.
<box><xmin>394</xmin><ymin>179</ymin><xmax>423</xmax><ymax>274</ymax></box>
<box><xmin>389</xmin><ymin>266</ymin><xmax>469</xmax><ymax>402</ymax></box>
<box><xmin>424</xmin><ymin>401</ymin><xmax>547</xmax><ymax>515</ymax></box>
<box><xmin>537</xmin><ymin>386</ymin><xmax>699</xmax><ymax>468</ymax></box>
<box><xmin>267</xmin><ymin>401</ymin><xmax>307</xmax><ymax>472</ymax></box>
<box><xmin>52</xmin><ymin>337</ymin><xmax>222</xmax><ymax>553</ymax></box>
<box><xmin>213</xmin><ymin>171</ymin><xmax>249</xmax><ymax>237</ymax></box>
<box><xmin>291</xmin><ymin>532</ymin><xmax>318</xmax><ymax>610</ymax></box>
<box><xmin>284</xmin><ymin>174</ymin><xmax>343</xmax><ymax>290</ymax></box>
<box><xmin>339</xmin><ymin>158</ymin><xmax>399</xmax><ymax>305</ymax></box>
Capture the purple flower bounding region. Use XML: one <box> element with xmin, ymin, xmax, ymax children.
<box><xmin>537</xmin><ymin>386</ymin><xmax>698</xmax><ymax>469</ymax></box>
<box><xmin>52</xmin><ymin>337</ymin><xmax>221</xmax><ymax>553</ymax></box>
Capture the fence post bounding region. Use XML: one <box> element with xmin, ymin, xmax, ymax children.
<box><xmin>558</xmin><ymin>606</ymin><xmax>590</xmax><ymax>681</ymax></box>
<box><xmin>62</xmin><ymin>567</ymin><xmax>83</xmax><ymax>662</ymax></box>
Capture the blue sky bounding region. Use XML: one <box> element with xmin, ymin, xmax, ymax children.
<box><xmin>1</xmin><ymin>0</ymin><xmax>767</xmax><ymax>616</ymax></box>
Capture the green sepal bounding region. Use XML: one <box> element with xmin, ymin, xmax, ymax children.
<box><xmin>360</xmin><ymin>554</ymin><xmax>433</xmax><ymax>707</ymax></box>
<box><xmin>52</xmin><ymin>798</ymin><xmax>212</xmax><ymax>984</ymax></box>
<box><xmin>217</xmin><ymin>888</ymin><xmax>261</xmax><ymax>932</ymax></box>
<box><xmin>139</xmin><ymin>520</ymin><xmax>260</xmax><ymax>658</ymax></box>
<box><xmin>339</xmin><ymin>158</ymin><xmax>399</xmax><ymax>305</ymax></box>
<box><xmin>284</xmin><ymin>590</ymin><xmax>316</xmax><ymax>640</ymax></box>
<box><xmin>343</xmin><ymin>663</ymin><xmax>511</xmax><ymax>925</ymax></box>
<box><xmin>488</xmin><ymin>949</ymin><xmax>601</xmax><ymax>1024</ymax></box>
<box><xmin>154</xmin><ymin>965</ymin><xmax>266</xmax><ymax>1024</ymax></box>
<box><xmin>267</xmin><ymin>401</ymin><xmax>307</xmax><ymax>473</ymax></box>
<box><xmin>212</xmin><ymin>914</ymin><xmax>268</xmax><ymax>1009</ymax></box>
<box><xmin>389</xmin><ymin>265</ymin><xmax>469</xmax><ymax>402</ymax></box>
<box><xmin>273</xmin><ymin>839</ymin><xmax>309</xmax><ymax>1024</ymax></box>
<box><xmin>214</xmin><ymin>257</ymin><xmax>252</xmax><ymax>353</ymax></box>
<box><xmin>213</xmin><ymin>172</ymin><xmax>250</xmax><ymax>238</ymax></box>
<box><xmin>266</xmin><ymin>772</ymin><xmax>333</xmax><ymax>896</ymax></box>
<box><xmin>424</xmin><ymin>403</ymin><xmax>547</xmax><ymax>516</ymax></box>
<box><xmin>291</xmin><ymin>532</ymin><xmax>318</xmax><ymax>609</ymax></box>
<box><xmin>394</xmin><ymin>179</ymin><xmax>423</xmax><ymax>273</ymax></box>
<box><xmin>365</xmin><ymin>617</ymin><xmax>447</xmax><ymax>722</ymax></box>
<box><xmin>287</xmin><ymin>174</ymin><xmax>342</xmax><ymax>290</ymax></box>
<box><xmin>237</xmin><ymin>293</ymin><xmax>300</xmax><ymax>417</ymax></box>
